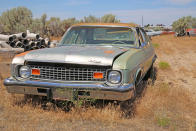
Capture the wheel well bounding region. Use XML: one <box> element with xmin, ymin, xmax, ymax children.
<box><xmin>135</xmin><ymin>70</ymin><xmax>142</xmax><ymax>85</ymax></box>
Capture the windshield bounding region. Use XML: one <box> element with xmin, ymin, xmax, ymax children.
<box><xmin>60</xmin><ymin>26</ymin><xmax>136</xmax><ymax>46</ymax></box>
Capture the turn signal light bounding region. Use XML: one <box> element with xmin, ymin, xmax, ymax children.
<box><xmin>93</xmin><ymin>72</ymin><xmax>103</xmax><ymax>79</ymax></box>
<box><xmin>31</xmin><ymin>69</ymin><xmax>40</xmax><ymax>75</ymax></box>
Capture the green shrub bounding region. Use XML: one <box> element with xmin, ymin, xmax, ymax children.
<box><xmin>152</xmin><ymin>43</ymin><xmax>159</xmax><ymax>48</ymax></box>
<box><xmin>159</xmin><ymin>61</ymin><xmax>170</xmax><ymax>70</ymax></box>
<box><xmin>156</xmin><ymin>116</ymin><xmax>171</xmax><ymax>128</ymax></box>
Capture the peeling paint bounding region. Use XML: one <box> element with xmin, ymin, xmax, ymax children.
<box><xmin>104</xmin><ymin>50</ymin><xmax>115</xmax><ymax>54</ymax></box>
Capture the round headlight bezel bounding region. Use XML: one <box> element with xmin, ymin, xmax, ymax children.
<box><xmin>19</xmin><ymin>65</ymin><xmax>31</xmax><ymax>79</ymax></box>
<box><xmin>107</xmin><ymin>70</ymin><xmax>122</xmax><ymax>84</ymax></box>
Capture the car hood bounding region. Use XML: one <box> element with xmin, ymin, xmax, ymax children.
<box><xmin>24</xmin><ymin>45</ymin><xmax>129</xmax><ymax>66</ymax></box>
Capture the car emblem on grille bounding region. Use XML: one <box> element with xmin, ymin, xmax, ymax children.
<box><xmin>88</xmin><ymin>58</ymin><xmax>101</xmax><ymax>63</ymax></box>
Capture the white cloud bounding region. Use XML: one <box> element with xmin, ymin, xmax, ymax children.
<box><xmin>105</xmin><ymin>8</ymin><xmax>196</xmax><ymax>25</ymax></box>
<box><xmin>167</xmin><ymin>0</ymin><xmax>196</xmax><ymax>4</ymax></box>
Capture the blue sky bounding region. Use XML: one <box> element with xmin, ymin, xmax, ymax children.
<box><xmin>0</xmin><ymin>0</ymin><xmax>196</xmax><ymax>25</ymax></box>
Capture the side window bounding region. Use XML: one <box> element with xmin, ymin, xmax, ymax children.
<box><xmin>136</xmin><ymin>28</ymin><xmax>144</xmax><ymax>46</ymax></box>
<box><xmin>140</xmin><ymin>28</ymin><xmax>149</xmax><ymax>43</ymax></box>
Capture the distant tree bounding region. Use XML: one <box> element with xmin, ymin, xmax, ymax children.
<box><xmin>83</xmin><ymin>15</ymin><xmax>100</xmax><ymax>23</ymax></box>
<box><xmin>61</xmin><ymin>18</ymin><xmax>79</xmax><ymax>32</ymax></box>
<box><xmin>144</xmin><ymin>24</ymin><xmax>150</xmax><ymax>27</ymax></box>
<box><xmin>0</xmin><ymin>7</ymin><xmax>33</xmax><ymax>34</ymax></box>
<box><xmin>0</xmin><ymin>22</ymin><xmax>3</xmax><ymax>33</ymax></box>
<box><xmin>47</xmin><ymin>17</ymin><xmax>63</xmax><ymax>36</ymax></box>
<box><xmin>40</xmin><ymin>14</ymin><xmax>47</xmax><ymax>35</ymax></box>
<box><xmin>101</xmin><ymin>14</ymin><xmax>120</xmax><ymax>23</ymax></box>
<box><xmin>172</xmin><ymin>16</ymin><xmax>193</xmax><ymax>33</ymax></box>
<box><xmin>29</xmin><ymin>18</ymin><xmax>42</xmax><ymax>34</ymax></box>
<box><xmin>192</xmin><ymin>17</ymin><xmax>196</xmax><ymax>28</ymax></box>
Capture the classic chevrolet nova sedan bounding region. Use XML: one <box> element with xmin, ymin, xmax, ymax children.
<box><xmin>4</xmin><ymin>23</ymin><xmax>156</xmax><ymax>101</ymax></box>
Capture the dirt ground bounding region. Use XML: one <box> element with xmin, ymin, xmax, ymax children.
<box><xmin>153</xmin><ymin>35</ymin><xmax>196</xmax><ymax>91</ymax></box>
<box><xmin>0</xmin><ymin>35</ymin><xmax>196</xmax><ymax>131</ymax></box>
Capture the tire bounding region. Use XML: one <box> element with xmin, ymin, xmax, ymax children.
<box><xmin>24</xmin><ymin>94</ymin><xmax>43</xmax><ymax>106</ymax></box>
<box><xmin>24</xmin><ymin>94</ymin><xmax>33</xmax><ymax>101</ymax></box>
<box><xmin>120</xmin><ymin>96</ymin><xmax>136</xmax><ymax>118</ymax></box>
<box><xmin>144</xmin><ymin>64</ymin><xmax>154</xmax><ymax>80</ymax></box>
<box><xmin>143</xmin><ymin>64</ymin><xmax>156</xmax><ymax>86</ymax></box>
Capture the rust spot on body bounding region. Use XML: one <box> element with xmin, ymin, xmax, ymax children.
<box><xmin>104</xmin><ymin>50</ymin><xmax>115</xmax><ymax>54</ymax></box>
<box><xmin>15</xmin><ymin>51</ymin><xmax>32</xmax><ymax>57</ymax></box>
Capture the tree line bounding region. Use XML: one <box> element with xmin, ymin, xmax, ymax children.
<box><xmin>1</xmin><ymin>7</ymin><xmax>196</xmax><ymax>37</ymax></box>
<box><xmin>0</xmin><ymin>7</ymin><xmax>120</xmax><ymax>37</ymax></box>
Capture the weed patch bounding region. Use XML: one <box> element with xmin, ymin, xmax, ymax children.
<box><xmin>152</xmin><ymin>43</ymin><xmax>159</xmax><ymax>48</ymax></box>
<box><xmin>156</xmin><ymin>115</ymin><xmax>170</xmax><ymax>128</ymax></box>
<box><xmin>159</xmin><ymin>61</ymin><xmax>170</xmax><ymax>70</ymax></box>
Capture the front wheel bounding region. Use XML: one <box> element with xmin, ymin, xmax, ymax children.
<box><xmin>144</xmin><ymin>65</ymin><xmax>152</xmax><ymax>80</ymax></box>
<box><xmin>143</xmin><ymin>64</ymin><xmax>156</xmax><ymax>84</ymax></box>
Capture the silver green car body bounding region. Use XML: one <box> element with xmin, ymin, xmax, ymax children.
<box><xmin>4</xmin><ymin>23</ymin><xmax>156</xmax><ymax>101</ymax></box>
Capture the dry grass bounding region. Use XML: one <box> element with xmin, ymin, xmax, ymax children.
<box><xmin>50</xmin><ymin>36</ymin><xmax>62</xmax><ymax>41</ymax></box>
<box><xmin>136</xmin><ymin>82</ymin><xmax>196</xmax><ymax>130</ymax></box>
<box><xmin>0</xmin><ymin>35</ymin><xmax>196</xmax><ymax>130</ymax></box>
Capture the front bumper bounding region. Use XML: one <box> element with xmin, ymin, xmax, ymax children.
<box><xmin>4</xmin><ymin>77</ymin><xmax>135</xmax><ymax>101</ymax></box>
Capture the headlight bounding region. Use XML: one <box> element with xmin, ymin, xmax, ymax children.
<box><xmin>108</xmin><ymin>71</ymin><xmax>121</xmax><ymax>84</ymax></box>
<box><xmin>19</xmin><ymin>66</ymin><xmax>31</xmax><ymax>78</ymax></box>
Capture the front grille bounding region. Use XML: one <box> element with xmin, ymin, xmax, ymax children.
<box><xmin>27</xmin><ymin>62</ymin><xmax>110</xmax><ymax>82</ymax></box>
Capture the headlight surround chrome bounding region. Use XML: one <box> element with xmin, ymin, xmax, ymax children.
<box><xmin>19</xmin><ymin>66</ymin><xmax>31</xmax><ymax>78</ymax></box>
<box><xmin>108</xmin><ymin>70</ymin><xmax>122</xmax><ymax>84</ymax></box>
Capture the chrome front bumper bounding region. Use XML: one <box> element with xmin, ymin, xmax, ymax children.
<box><xmin>4</xmin><ymin>77</ymin><xmax>135</xmax><ymax>101</ymax></box>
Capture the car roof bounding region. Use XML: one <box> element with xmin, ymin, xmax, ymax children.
<box><xmin>71</xmin><ymin>23</ymin><xmax>138</xmax><ymax>28</ymax></box>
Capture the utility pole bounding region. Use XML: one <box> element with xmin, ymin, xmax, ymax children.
<box><xmin>142</xmin><ymin>16</ymin><xmax>144</xmax><ymax>27</ymax></box>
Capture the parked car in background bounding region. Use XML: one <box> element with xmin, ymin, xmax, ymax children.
<box><xmin>4</xmin><ymin>23</ymin><xmax>156</xmax><ymax>102</ymax></box>
<box><xmin>145</xmin><ymin>29</ymin><xmax>163</xmax><ymax>36</ymax></box>
<box><xmin>186</xmin><ymin>28</ymin><xmax>196</xmax><ymax>36</ymax></box>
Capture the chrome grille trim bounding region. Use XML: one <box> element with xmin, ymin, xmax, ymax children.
<box><xmin>28</xmin><ymin>64</ymin><xmax>110</xmax><ymax>82</ymax></box>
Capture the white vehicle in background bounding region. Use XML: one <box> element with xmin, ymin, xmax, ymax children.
<box><xmin>145</xmin><ymin>29</ymin><xmax>163</xmax><ymax>36</ymax></box>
